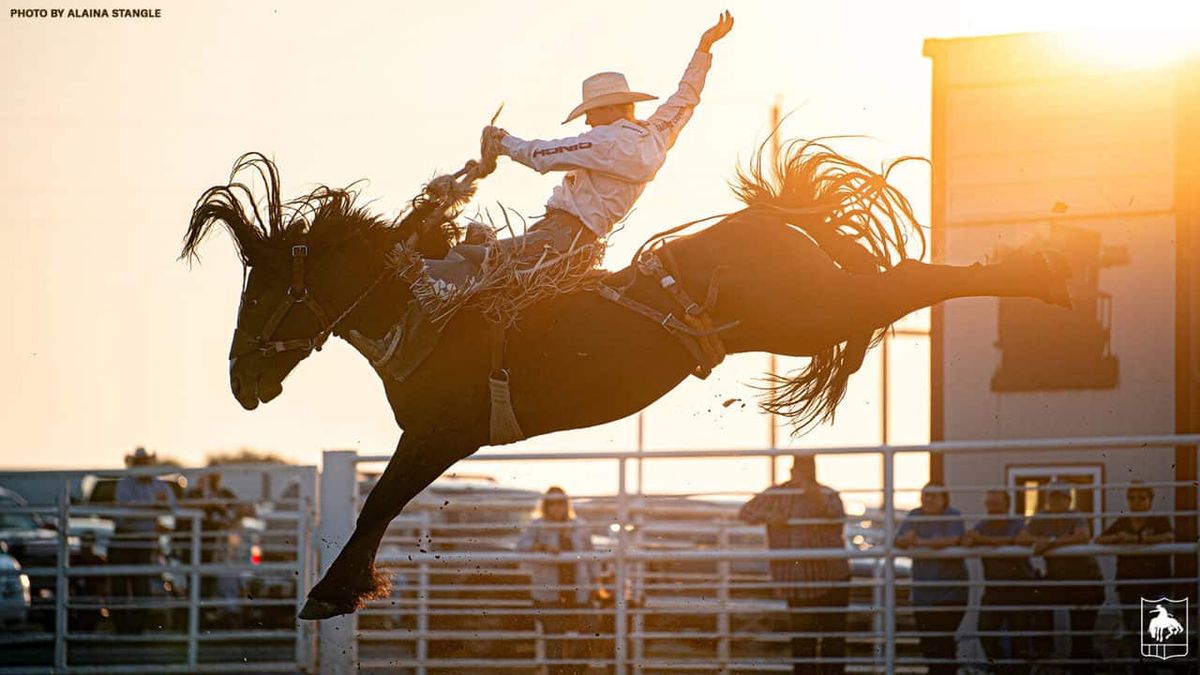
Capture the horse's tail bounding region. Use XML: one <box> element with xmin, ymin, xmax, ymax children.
<box><xmin>757</xmin><ymin>341</ymin><xmax>862</xmax><ymax>433</ymax></box>
<box><xmin>735</xmin><ymin>138</ymin><xmax>927</xmax><ymax>432</ymax></box>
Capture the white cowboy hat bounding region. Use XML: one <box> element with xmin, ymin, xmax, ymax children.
<box><xmin>563</xmin><ymin>71</ymin><xmax>657</xmax><ymax>124</ymax></box>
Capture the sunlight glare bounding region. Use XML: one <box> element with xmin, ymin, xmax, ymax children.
<box><xmin>1059</xmin><ymin>29</ymin><xmax>1197</xmax><ymax>70</ymax></box>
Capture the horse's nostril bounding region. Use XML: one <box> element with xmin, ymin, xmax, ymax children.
<box><xmin>231</xmin><ymin>375</ymin><xmax>241</xmax><ymax>396</ymax></box>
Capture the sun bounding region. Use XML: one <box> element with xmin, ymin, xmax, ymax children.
<box><xmin>1058</xmin><ymin>29</ymin><xmax>1198</xmax><ymax>70</ymax></box>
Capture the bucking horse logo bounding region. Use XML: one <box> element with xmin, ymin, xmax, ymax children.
<box><xmin>1141</xmin><ymin>598</ymin><xmax>1189</xmax><ymax>660</ymax></box>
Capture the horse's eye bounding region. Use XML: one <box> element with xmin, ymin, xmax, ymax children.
<box><xmin>248</xmin><ymin>299</ymin><xmax>259</xmax><ymax>308</ymax></box>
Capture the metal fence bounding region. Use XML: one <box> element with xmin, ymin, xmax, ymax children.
<box><xmin>320</xmin><ymin>435</ymin><xmax>1200</xmax><ymax>674</ymax></box>
<box><xmin>0</xmin><ymin>465</ymin><xmax>318</xmax><ymax>673</ymax></box>
<box><xmin>2</xmin><ymin>439</ymin><xmax>1196</xmax><ymax>673</ymax></box>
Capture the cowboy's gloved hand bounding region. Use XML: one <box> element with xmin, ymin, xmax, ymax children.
<box><xmin>482</xmin><ymin>125</ymin><xmax>508</xmax><ymax>144</ymax></box>
<box><xmin>479</xmin><ymin>125</ymin><xmax>507</xmax><ymax>175</ymax></box>
<box><xmin>698</xmin><ymin>10</ymin><xmax>734</xmax><ymax>53</ymax></box>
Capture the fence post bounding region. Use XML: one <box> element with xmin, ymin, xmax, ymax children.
<box><xmin>187</xmin><ymin>514</ymin><xmax>201</xmax><ymax>668</ymax></box>
<box><xmin>717</xmin><ymin>521</ymin><xmax>730</xmax><ymax>673</ymax></box>
<box><xmin>632</xmin><ymin>510</ymin><xmax>645</xmax><ymax>667</ymax></box>
<box><xmin>882</xmin><ymin>448</ymin><xmax>896</xmax><ymax>675</ymax></box>
<box><xmin>317</xmin><ymin>450</ymin><xmax>359</xmax><ymax>674</ymax></box>
<box><xmin>296</xmin><ymin>466</ymin><xmax>319</xmax><ymax>669</ymax></box>
<box><xmin>54</xmin><ymin>482</ymin><xmax>69</xmax><ymax>671</ymax></box>
<box><xmin>416</xmin><ymin>511</ymin><xmax>430</xmax><ymax>675</ymax></box>
<box><xmin>615</xmin><ymin>457</ymin><xmax>628</xmax><ymax>675</ymax></box>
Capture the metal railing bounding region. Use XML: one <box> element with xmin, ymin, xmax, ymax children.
<box><xmin>0</xmin><ymin>468</ymin><xmax>318</xmax><ymax>674</ymax></box>
<box><xmin>319</xmin><ymin>434</ymin><xmax>1200</xmax><ymax>674</ymax></box>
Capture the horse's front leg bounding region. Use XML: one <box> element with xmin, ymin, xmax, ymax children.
<box><xmin>300</xmin><ymin>431</ymin><xmax>477</xmax><ymax>620</ymax></box>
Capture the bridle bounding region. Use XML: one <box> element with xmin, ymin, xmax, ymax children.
<box><xmin>230</xmin><ymin>243</ymin><xmax>391</xmax><ymax>360</ymax></box>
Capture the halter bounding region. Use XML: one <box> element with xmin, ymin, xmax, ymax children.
<box><xmin>230</xmin><ymin>244</ymin><xmax>390</xmax><ymax>360</ymax></box>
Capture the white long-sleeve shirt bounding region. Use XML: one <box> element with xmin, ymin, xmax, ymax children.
<box><xmin>500</xmin><ymin>50</ymin><xmax>714</xmax><ymax>237</ymax></box>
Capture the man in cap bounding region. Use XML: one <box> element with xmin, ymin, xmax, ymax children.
<box><xmin>1016</xmin><ymin>482</ymin><xmax>1103</xmax><ymax>672</ymax></box>
<box><xmin>480</xmin><ymin>11</ymin><xmax>733</xmax><ymax>252</ymax></box>
<box><xmin>111</xmin><ymin>447</ymin><xmax>177</xmax><ymax>633</ymax></box>
<box><xmin>739</xmin><ymin>455</ymin><xmax>850</xmax><ymax>674</ymax></box>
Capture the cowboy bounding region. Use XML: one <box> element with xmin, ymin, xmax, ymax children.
<box><xmin>355</xmin><ymin>12</ymin><xmax>734</xmax><ymax>381</ymax></box>
<box><xmin>478</xmin><ymin>10</ymin><xmax>734</xmax><ymax>254</ymax></box>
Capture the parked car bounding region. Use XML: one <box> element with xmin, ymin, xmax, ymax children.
<box><xmin>0</xmin><ymin>542</ymin><xmax>31</xmax><ymax>628</ymax></box>
<box><xmin>0</xmin><ymin>487</ymin><xmax>83</xmax><ymax>631</ymax></box>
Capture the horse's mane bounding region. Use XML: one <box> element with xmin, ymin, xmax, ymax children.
<box><xmin>181</xmin><ymin>152</ymin><xmax>433</xmax><ymax>267</ymax></box>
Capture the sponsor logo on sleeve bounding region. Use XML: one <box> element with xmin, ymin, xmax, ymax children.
<box><xmin>532</xmin><ymin>142</ymin><xmax>593</xmax><ymax>158</ymax></box>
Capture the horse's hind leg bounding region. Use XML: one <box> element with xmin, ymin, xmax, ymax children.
<box><xmin>834</xmin><ymin>253</ymin><xmax>1071</xmax><ymax>335</ymax></box>
<box><xmin>300</xmin><ymin>431</ymin><xmax>476</xmax><ymax>620</ymax></box>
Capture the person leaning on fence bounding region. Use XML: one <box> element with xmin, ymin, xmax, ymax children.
<box><xmin>1015</xmin><ymin>482</ymin><xmax>1103</xmax><ymax>674</ymax></box>
<box><xmin>895</xmin><ymin>482</ymin><xmax>967</xmax><ymax>675</ymax></box>
<box><xmin>517</xmin><ymin>487</ymin><xmax>608</xmax><ymax>675</ymax></box>
<box><xmin>961</xmin><ymin>489</ymin><xmax>1039</xmax><ymax>675</ymax></box>
<box><xmin>1094</xmin><ymin>480</ymin><xmax>1175</xmax><ymax>670</ymax></box>
<box><xmin>738</xmin><ymin>455</ymin><xmax>850</xmax><ymax>675</ymax></box>
<box><xmin>110</xmin><ymin>446</ymin><xmax>177</xmax><ymax>634</ymax></box>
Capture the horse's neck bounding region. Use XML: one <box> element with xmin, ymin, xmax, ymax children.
<box><xmin>331</xmin><ymin>252</ymin><xmax>415</xmax><ymax>344</ymax></box>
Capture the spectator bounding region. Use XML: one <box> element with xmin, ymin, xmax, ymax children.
<box><xmin>1016</xmin><ymin>482</ymin><xmax>1103</xmax><ymax>674</ymax></box>
<box><xmin>517</xmin><ymin>487</ymin><xmax>606</xmax><ymax>675</ymax></box>
<box><xmin>1095</xmin><ymin>481</ymin><xmax>1174</xmax><ymax>666</ymax></box>
<box><xmin>962</xmin><ymin>489</ymin><xmax>1038</xmax><ymax>674</ymax></box>
<box><xmin>896</xmin><ymin>482</ymin><xmax>967</xmax><ymax>675</ymax></box>
<box><xmin>739</xmin><ymin>455</ymin><xmax>850</xmax><ymax>675</ymax></box>
<box><xmin>183</xmin><ymin>472</ymin><xmax>249</xmax><ymax>626</ymax></box>
<box><xmin>111</xmin><ymin>447</ymin><xmax>176</xmax><ymax>634</ymax></box>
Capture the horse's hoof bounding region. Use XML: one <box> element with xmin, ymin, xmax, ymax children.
<box><xmin>298</xmin><ymin>598</ymin><xmax>350</xmax><ymax>621</ymax></box>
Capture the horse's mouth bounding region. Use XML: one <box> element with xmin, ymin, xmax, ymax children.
<box><xmin>233</xmin><ymin>382</ymin><xmax>260</xmax><ymax>411</ymax></box>
<box><xmin>231</xmin><ymin>367</ymin><xmax>282</xmax><ymax>410</ymax></box>
<box><xmin>258</xmin><ymin>380</ymin><xmax>283</xmax><ymax>404</ymax></box>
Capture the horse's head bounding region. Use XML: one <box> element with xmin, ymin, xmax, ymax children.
<box><xmin>183</xmin><ymin>153</ymin><xmax>407</xmax><ymax>410</ymax></box>
<box><xmin>224</xmin><ymin>245</ymin><xmax>328</xmax><ymax>409</ymax></box>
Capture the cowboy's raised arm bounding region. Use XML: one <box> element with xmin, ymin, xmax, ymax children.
<box><xmin>646</xmin><ymin>11</ymin><xmax>733</xmax><ymax>149</ymax></box>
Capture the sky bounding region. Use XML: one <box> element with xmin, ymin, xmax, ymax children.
<box><xmin>2</xmin><ymin>0</ymin><xmax>1197</xmax><ymax>505</ymax></box>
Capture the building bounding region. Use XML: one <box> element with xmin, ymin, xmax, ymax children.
<box><xmin>924</xmin><ymin>32</ymin><xmax>1198</xmax><ymax>557</ymax></box>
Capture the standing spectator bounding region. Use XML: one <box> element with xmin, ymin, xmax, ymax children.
<box><xmin>517</xmin><ymin>487</ymin><xmax>606</xmax><ymax>675</ymax></box>
<box><xmin>962</xmin><ymin>489</ymin><xmax>1038</xmax><ymax>674</ymax></box>
<box><xmin>1095</xmin><ymin>481</ymin><xmax>1174</xmax><ymax>668</ymax></box>
<box><xmin>110</xmin><ymin>447</ymin><xmax>176</xmax><ymax>634</ymax></box>
<box><xmin>739</xmin><ymin>455</ymin><xmax>850</xmax><ymax>675</ymax></box>
<box><xmin>896</xmin><ymin>482</ymin><xmax>967</xmax><ymax>675</ymax></box>
<box><xmin>1016</xmin><ymin>483</ymin><xmax>1103</xmax><ymax>674</ymax></box>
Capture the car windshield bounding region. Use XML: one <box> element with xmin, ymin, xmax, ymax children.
<box><xmin>0</xmin><ymin>512</ymin><xmax>40</xmax><ymax>531</ymax></box>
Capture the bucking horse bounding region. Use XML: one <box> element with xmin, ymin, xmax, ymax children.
<box><xmin>182</xmin><ymin>140</ymin><xmax>1071</xmax><ymax>620</ymax></box>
